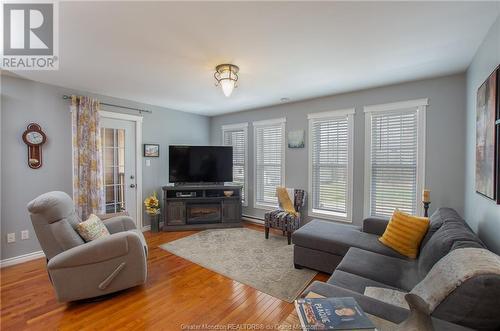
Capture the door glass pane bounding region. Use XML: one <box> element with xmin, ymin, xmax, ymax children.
<box><xmin>117</xmin><ymin>202</ymin><xmax>125</xmax><ymax>212</ymax></box>
<box><xmin>118</xmin><ymin>130</ymin><xmax>125</xmax><ymax>148</ymax></box>
<box><xmin>104</xmin><ymin>166</ymin><xmax>114</xmax><ymax>185</ymax></box>
<box><xmin>105</xmin><ymin>185</ymin><xmax>116</xmax><ymax>203</ymax></box>
<box><xmin>117</xmin><ymin>184</ymin><xmax>124</xmax><ymax>204</ymax></box>
<box><xmin>104</xmin><ymin>128</ymin><xmax>115</xmax><ymax>147</ymax></box>
<box><xmin>118</xmin><ymin>148</ymin><xmax>125</xmax><ymax>166</ymax></box>
<box><xmin>106</xmin><ymin>204</ymin><xmax>116</xmax><ymax>214</ymax></box>
<box><xmin>101</xmin><ymin>128</ymin><xmax>126</xmax><ymax>214</ymax></box>
<box><xmin>104</xmin><ymin>148</ymin><xmax>114</xmax><ymax>166</ymax></box>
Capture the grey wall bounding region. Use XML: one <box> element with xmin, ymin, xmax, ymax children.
<box><xmin>1</xmin><ymin>74</ymin><xmax>210</xmax><ymax>260</ymax></box>
<box><xmin>464</xmin><ymin>16</ymin><xmax>500</xmax><ymax>254</ymax></box>
<box><xmin>210</xmin><ymin>74</ymin><xmax>467</xmax><ymax>226</ymax></box>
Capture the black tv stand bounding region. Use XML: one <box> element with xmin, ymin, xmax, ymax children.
<box><xmin>162</xmin><ymin>184</ymin><xmax>243</xmax><ymax>231</ymax></box>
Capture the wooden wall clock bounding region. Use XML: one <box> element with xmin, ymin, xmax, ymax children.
<box><xmin>22</xmin><ymin>123</ymin><xmax>47</xmax><ymax>169</ymax></box>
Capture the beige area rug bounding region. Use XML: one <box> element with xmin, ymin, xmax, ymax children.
<box><xmin>159</xmin><ymin>228</ymin><xmax>317</xmax><ymax>302</ymax></box>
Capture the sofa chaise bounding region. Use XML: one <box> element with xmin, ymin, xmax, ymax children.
<box><xmin>292</xmin><ymin>208</ymin><xmax>500</xmax><ymax>330</ymax></box>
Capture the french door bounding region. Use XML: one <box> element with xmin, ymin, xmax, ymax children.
<box><xmin>100</xmin><ymin>115</ymin><xmax>140</xmax><ymax>226</ymax></box>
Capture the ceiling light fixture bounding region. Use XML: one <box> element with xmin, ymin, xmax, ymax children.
<box><xmin>214</xmin><ymin>64</ymin><xmax>239</xmax><ymax>97</ymax></box>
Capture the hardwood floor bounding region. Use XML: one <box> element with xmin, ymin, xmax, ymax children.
<box><xmin>1</xmin><ymin>223</ymin><xmax>328</xmax><ymax>330</ymax></box>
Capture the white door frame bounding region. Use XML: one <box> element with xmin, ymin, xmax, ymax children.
<box><xmin>100</xmin><ymin>111</ymin><xmax>143</xmax><ymax>229</ymax></box>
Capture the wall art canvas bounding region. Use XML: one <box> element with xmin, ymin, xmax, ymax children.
<box><xmin>476</xmin><ymin>68</ymin><xmax>498</xmax><ymax>200</ymax></box>
<box><xmin>144</xmin><ymin>144</ymin><xmax>160</xmax><ymax>157</ymax></box>
<box><xmin>496</xmin><ymin>66</ymin><xmax>500</xmax><ymax>205</ymax></box>
<box><xmin>288</xmin><ymin>130</ymin><xmax>305</xmax><ymax>148</ymax></box>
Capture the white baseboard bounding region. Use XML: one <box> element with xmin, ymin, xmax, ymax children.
<box><xmin>0</xmin><ymin>250</ymin><xmax>45</xmax><ymax>268</ymax></box>
<box><xmin>1</xmin><ymin>221</ymin><xmax>163</xmax><ymax>268</ymax></box>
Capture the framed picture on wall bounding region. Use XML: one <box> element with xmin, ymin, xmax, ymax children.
<box><xmin>476</xmin><ymin>65</ymin><xmax>499</xmax><ymax>202</ymax></box>
<box><xmin>288</xmin><ymin>130</ymin><xmax>305</xmax><ymax>148</ymax></box>
<box><xmin>144</xmin><ymin>144</ymin><xmax>160</xmax><ymax>157</ymax></box>
<box><xmin>496</xmin><ymin>66</ymin><xmax>500</xmax><ymax>204</ymax></box>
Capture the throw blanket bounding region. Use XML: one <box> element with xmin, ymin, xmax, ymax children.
<box><xmin>276</xmin><ymin>187</ymin><xmax>297</xmax><ymax>216</ymax></box>
<box><xmin>364</xmin><ymin>248</ymin><xmax>500</xmax><ymax>312</ymax></box>
<box><xmin>364</xmin><ymin>287</ymin><xmax>409</xmax><ymax>309</ymax></box>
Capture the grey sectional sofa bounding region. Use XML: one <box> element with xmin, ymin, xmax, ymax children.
<box><xmin>292</xmin><ymin>208</ymin><xmax>500</xmax><ymax>330</ymax></box>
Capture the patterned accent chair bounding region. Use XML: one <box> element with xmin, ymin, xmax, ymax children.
<box><xmin>264</xmin><ymin>188</ymin><xmax>306</xmax><ymax>244</ymax></box>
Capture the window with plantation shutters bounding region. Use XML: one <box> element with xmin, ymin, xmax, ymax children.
<box><xmin>253</xmin><ymin>118</ymin><xmax>285</xmax><ymax>208</ymax></box>
<box><xmin>222</xmin><ymin>123</ymin><xmax>248</xmax><ymax>206</ymax></box>
<box><xmin>364</xmin><ymin>99</ymin><xmax>427</xmax><ymax>219</ymax></box>
<box><xmin>308</xmin><ymin>109</ymin><xmax>354</xmax><ymax>221</ymax></box>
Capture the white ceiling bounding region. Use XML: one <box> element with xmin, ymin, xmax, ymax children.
<box><xmin>10</xmin><ymin>1</ymin><xmax>500</xmax><ymax>116</ymax></box>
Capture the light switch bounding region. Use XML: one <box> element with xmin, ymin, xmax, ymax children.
<box><xmin>145</xmin><ymin>159</ymin><xmax>151</xmax><ymax>167</ymax></box>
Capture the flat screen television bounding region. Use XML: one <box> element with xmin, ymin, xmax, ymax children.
<box><xmin>169</xmin><ymin>145</ymin><xmax>233</xmax><ymax>183</ymax></box>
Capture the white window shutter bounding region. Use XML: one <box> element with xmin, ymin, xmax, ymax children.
<box><xmin>222</xmin><ymin>124</ymin><xmax>248</xmax><ymax>205</ymax></box>
<box><xmin>368</xmin><ymin>110</ymin><xmax>420</xmax><ymax>218</ymax></box>
<box><xmin>309</xmin><ymin>110</ymin><xmax>353</xmax><ymax>221</ymax></box>
<box><xmin>311</xmin><ymin>117</ymin><xmax>348</xmax><ymax>213</ymax></box>
<box><xmin>254</xmin><ymin>120</ymin><xmax>285</xmax><ymax>208</ymax></box>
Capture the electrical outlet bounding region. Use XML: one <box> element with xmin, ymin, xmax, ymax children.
<box><xmin>7</xmin><ymin>233</ymin><xmax>15</xmax><ymax>243</ymax></box>
<box><xmin>21</xmin><ymin>230</ymin><xmax>29</xmax><ymax>240</ymax></box>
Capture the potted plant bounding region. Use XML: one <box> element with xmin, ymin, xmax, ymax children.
<box><xmin>144</xmin><ymin>191</ymin><xmax>160</xmax><ymax>232</ymax></box>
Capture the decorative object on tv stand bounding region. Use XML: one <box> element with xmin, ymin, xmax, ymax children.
<box><xmin>475</xmin><ymin>65</ymin><xmax>499</xmax><ymax>202</ymax></box>
<box><xmin>223</xmin><ymin>190</ymin><xmax>234</xmax><ymax>197</ymax></box>
<box><xmin>143</xmin><ymin>144</ymin><xmax>159</xmax><ymax>157</ymax></box>
<box><xmin>288</xmin><ymin>129</ymin><xmax>305</xmax><ymax>148</ymax></box>
<box><xmin>214</xmin><ymin>64</ymin><xmax>239</xmax><ymax>97</ymax></box>
<box><xmin>422</xmin><ymin>189</ymin><xmax>430</xmax><ymax>217</ymax></box>
<box><xmin>22</xmin><ymin>123</ymin><xmax>47</xmax><ymax>169</ymax></box>
<box><xmin>144</xmin><ymin>191</ymin><xmax>160</xmax><ymax>232</ymax></box>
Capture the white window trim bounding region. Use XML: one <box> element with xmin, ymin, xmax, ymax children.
<box><xmin>222</xmin><ymin>122</ymin><xmax>248</xmax><ymax>130</ymax></box>
<box><xmin>363</xmin><ymin>98</ymin><xmax>429</xmax><ymax>113</ymax></box>
<box><xmin>253</xmin><ymin>117</ymin><xmax>286</xmax><ymax>210</ymax></box>
<box><xmin>308</xmin><ymin>108</ymin><xmax>355</xmax><ymax>223</ymax></box>
<box><xmin>222</xmin><ymin>122</ymin><xmax>249</xmax><ymax>207</ymax></box>
<box><xmin>253</xmin><ymin>117</ymin><xmax>286</xmax><ymax>126</ymax></box>
<box><xmin>363</xmin><ymin>99</ymin><xmax>428</xmax><ymax>218</ymax></box>
<box><xmin>307</xmin><ymin>108</ymin><xmax>355</xmax><ymax>119</ymax></box>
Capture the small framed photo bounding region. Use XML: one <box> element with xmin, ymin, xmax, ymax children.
<box><xmin>144</xmin><ymin>144</ymin><xmax>160</xmax><ymax>157</ymax></box>
<box><xmin>288</xmin><ymin>130</ymin><xmax>305</xmax><ymax>148</ymax></box>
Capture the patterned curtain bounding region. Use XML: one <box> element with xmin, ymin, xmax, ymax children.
<box><xmin>71</xmin><ymin>96</ymin><xmax>104</xmax><ymax>220</ymax></box>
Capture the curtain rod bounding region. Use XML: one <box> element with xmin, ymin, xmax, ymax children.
<box><xmin>62</xmin><ymin>95</ymin><xmax>152</xmax><ymax>114</ymax></box>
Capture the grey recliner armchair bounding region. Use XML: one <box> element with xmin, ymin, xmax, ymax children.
<box><xmin>27</xmin><ymin>191</ymin><xmax>148</xmax><ymax>302</ymax></box>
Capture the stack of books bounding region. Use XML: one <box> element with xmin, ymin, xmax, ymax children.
<box><xmin>295</xmin><ymin>297</ymin><xmax>376</xmax><ymax>331</ymax></box>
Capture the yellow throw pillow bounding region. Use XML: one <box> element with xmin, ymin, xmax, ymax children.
<box><xmin>76</xmin><ymin>214</ymin><xmax>110</xmax><ymax>242</ymax></box>
<box><xmin>379</xmin><ymin>209</ymin><xmax>429</xmax><ymax>259</ymax></box>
